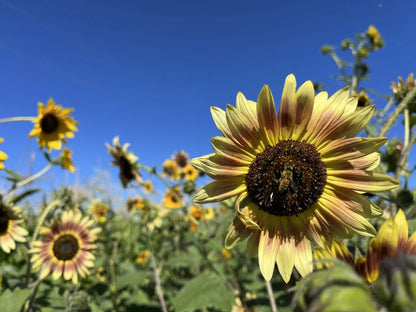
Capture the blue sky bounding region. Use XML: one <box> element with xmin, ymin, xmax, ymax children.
<box><xmin>0</xmin><ymin>0</ymin><xmax>415</xmax><ymax>192</ymax></box>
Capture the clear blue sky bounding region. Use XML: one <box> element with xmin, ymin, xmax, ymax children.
<box><xmin>0</xmin><ymin>0</ymin><xmax>415</xmax><ymax>191</ymax></box>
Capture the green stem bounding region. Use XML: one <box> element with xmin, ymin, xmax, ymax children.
<box><xmin>23</xmin><ymin>278</ymin><xmax>42</xmax><ymax>312</ymax></box>
<box><xmin>149</xmin><ymin>251</ymin><xmax>168</xmax><ymax>312</ymax></box>
<box><xmin>16</xmin><ymin>163</ymin><xmax>53</xmax><ymax>188</ymax></box>
<box><xmin>265</xmin><ymin>279</ymin><xmax>278</xmax><ymax>312</ymax></box>
<box><xmin>404</xmin><ymin>108</ymin><xmax>410</xmax><ymax>148</ymax></box>
<box><xmin>395</xmin><ymin>129</ymin><xmax>416</xmax><ymax>181</ymax></box>
<box><xmin>379</xmin><ymin>87</ymin><xmax>416</xmax><ymax>137</ymax></box>
<box><xmin>0</xmin><ymin>117</ymin><xmax>35</xmax><ymax>123</ymax></box>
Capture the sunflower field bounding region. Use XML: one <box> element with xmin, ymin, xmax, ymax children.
<box><xmin>1</xmin><ymin>26</ymin><xmax>416</xmax><ymax>312</ymax></box>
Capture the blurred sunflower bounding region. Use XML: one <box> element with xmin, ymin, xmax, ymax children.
<box><xmin>29</xmin><ymin>98</ymin><xmax>78</xmax><ymax>151</ymax></box>
<box><xmin>188</xmin><ymin>205</ymin><xmax>205</xmax><ymax>231</ymax></box>
<box><xmin>30</xmin><ymin>210</ymin><xmax>100</xmax><ymax>284</ymax></box>
<box><xmin>87</xmin><ymin>199</ymin><xmax>109</xmax><ymax>223</ymax></box>
<box><xmin>106</xmin><ymin>136</ymin><xmax>142</xmax><ymax>187</ymax></box>
<box><xmin>126</xmin><ymin>196</ymin><xmax>145</xmax><ymax>213</ymax></box>
<box><xmin>356</xmin><ymin>209</ymin><xmax>416</xmax><ymax>282</ymax></box>
<box><xmin>192</xmin><ymin>74</ymin><xmax>399</xmax><ymax>282</ymax></box>
<box><xmin>59</xmin><ymin>148</ymin><xmax>75</xmax><ymax>172</ymax></box>
<box><xmin>0</xmin><ymin>205</ymin><xmax>28</xmax><ymax>253</ymax></box>
<box><xmin>163</xmin><ymin>186</ymin><xmax>183</xmax><ymax>209</ymax></box>
<box><xmin>162</xmin><ymin>159</ymin><xmax>178</xmax><ymax>180</ymax></box>
<box><xmin>0</xmin><ymin>138</ymin><xmax>7</xmax><ymax>171</ymax></box>
<box><xmin>136</xmin><ymin>250</ymin><xmax>150</xmax><ymax>264</ymax></box>
<box><xmin>184</xmin><ymin>164</ymin><xmax>198</xmax><ymax>181</ymax></box>
<box><xmin>144</xmin><ymin>180</ymin><xmax>153</xmax><ymax>193</ymax></box>
<box><xmin>173</xmin><ymin>150</ymin><xmax>190</xmax><ymax>171</ymax></box>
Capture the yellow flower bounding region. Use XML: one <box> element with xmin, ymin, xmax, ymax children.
<box><xmin>184</xmin><ymin>164</ymin><xmax>198</xmax><ymax>181</ymax></box>
<box><xmin>87</xmin><ymin>199</ymin><xmax>109</xmax><ymax>223</ymax></box>
<box><xmin>173</xmin><ymin>150</ymin><xmax>190</xmax><ymax>170</ymax></box>
<box><xmin>162</xmin><ymin>159</ymin><xmax>179</xmax><ymax>180</ymax></box>
<box><xmin>136</xmin><ymin>250</ymin><xmax>150</xmax><ymax>264</ymax></box>
<box><xmin>126</xmin><ymin>196</ymin><xmax>145</xmax><ymax>213</ymax></box>
<box><xmin>357</xmin><ymin>209</ymin><xmax>416</xmax><ymax>283</ymax></box>
<box><xmin>204</xmin><ymin>207</ymin><xmax>215</xmax><ymax>220</ymax></box>
<box><xmin>0</xmin><ymin>138</ymin><xmax>7</xmax><ymax>171</ymax></box>
<box><xmin>0</xmin><ymin>205</ymin><xmax>28</xmax><ymax>253</ymax></box>
<box><xmin>29</xmin><ymin>98</ymin><xmax>78</xmax><ymax>151</ymax></box>
<box><xmin>30</xmin><ymin>210</ymin><xmax>100</xmax><ymax>283</ymax></box>
<box><xmin>59</xmin><ymin>148</ymin><xmax>75</xmax><ymax>172</ymax></box>
<box><xmin>366</xmin><ymin>25</ymin><xmax>383</xmax><ymax>49</ymax></box>
<box><xmin>353</xmin><ymin>90</ymin><xmax>372</xmax><ymax>108</ymax></box>
<box><xmin>144</xmin><ymin>180</ymin><xmax>153</xmax><ymax>193</ymax></box>
<box><xmin>106</xmin><ymin>136</ymin><xmax>141</xmax><ymax>188</ymax></box>
<box><xmin>192</xmin><ymin>74</ymin><xmax>399</xmax><ymax>282</ymax></box>
<box><xmin>222</xmin><ymin>247</ymin><xmax>232</xmax><ymax>259</ymax></box>
<box><xmin>163</xmin><ymin>186</ymin><xmax>183</xmax><ymax>209</ymax></box>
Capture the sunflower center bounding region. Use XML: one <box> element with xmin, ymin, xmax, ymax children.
<box><xmin>41</xmin><ymin>113</ymin><xmax>59</xmax><ymax>134</ymax></box>
<box><xmin>0</xmin><ymin>214</ymin><xmax>9</xmax><ymax>234</ymax></box>
<box><xmin>53</xmin><ymin>234</ymin><xmax>79</xmax><ymax>260</ymax></box>
<box><xmin>245</xmin><ymin>139</ymin><xmax>327</xmax><ymax>217</ymax></box>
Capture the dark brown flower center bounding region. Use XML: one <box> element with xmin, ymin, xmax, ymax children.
<box><xmin>0</xmin><ymin>214</ymin><xmax>9</xmax><ymax>234</ymax></box>
<box><xmin>53</xmin><ymin>234</ymin><xmax>79</xmax><ymax>260</ymax></box>
<box><xmin>245</xmin><ymin>140</ymin><xmax>327</xmax><ymax>217</ymax></box>
<box><xmin>41</xmin><ymin>113</ymin><xmax>59</xmax><ymax>134</ymax></box>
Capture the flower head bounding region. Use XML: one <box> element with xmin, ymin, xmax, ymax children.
<box><xmin>30</xmin><ymin>210</ymin><xmax>100</xmax><ymax>283</ymax></box>
<box><xmin>136</xmin><ymin>250</ymin><xmax>150</xmax><ymax>264</ymax></box>
<box><xmin>106</xmin><ymin>136</ymin><xmax>141</xmax><ymax>187</ymax></box>
<box><xmin>0</xmin><ymin>138</ymin><xmax>7</xmax><ymax>171</ymax></box>
<box><xmin>184</xmin><ymin>164</ymin><xmax>198</xmax><ymax>181</ymax></box>
<box><xmin>29</xmin><ymin>98</ymin><xmax>78</xmax><ymax>151</ymax></box>
<box><xmin>366</xmin><ymin>25</ymin><xmax>383</xmax><ymax>49</ymax></box>
<box><xmin>162</xmin><ymin>159</ymin><xmax>179</xmax><ymax>180</ymax></box>
<box><xmin>0</xmin><ymin>205</ymin><xmax>28</xmax><ymax>253</ymax></box>
<box><xmin>144</xmin><ymin>180</ymin><xmax>153</xmax><ymax>193</ymax></box>
<box><xmin>163</xmin><ymin>186</ymin><xmax>183</xmax><ymax>209</ymax></box>
<box><xmin>192</xmin><ymin>74</ymin><xmax>399</xmax><ymax>282</ymax></box>
<box><xmin>59</xmin><ymin>148</ymin><xmax>75</xmax><ymax>172</ymax></box>
<box><xmin>87</xmin><ymin>199</ymin><xmax>109</xmax><ymax>223</ymax></box>
<box><xmin>173</xmin><ymin>150</ymin><xmax>190</xmax><ymax>170</ymax></box>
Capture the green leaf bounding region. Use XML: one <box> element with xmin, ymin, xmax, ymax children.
<box><xmin>0</xmin><ymin>288</ymin><xmax>32</xmax><ymax>312</ymax></box>
<box><xmin>172</xmin><ymin>271</ymin><xmax>233</xmax><ymax>312</ymax></box>
<box><xmin>8</xmin><ymin>188</ymin><xmax>41</xmax><ymax>204</ymax></box>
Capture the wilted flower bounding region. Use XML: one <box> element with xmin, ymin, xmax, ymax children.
<box><xmin>106</xmin><ymin>136</ymin><xmax>142</xmax><ymax>187</ymax></box>
<box><xmin>29</xmin><ymin>98</ymin><xmax>78</xmax><ymax>151</ymax></box>
<box><xmin>192</xmin><ymin>74</ymin><xmax>398</xmax><ymax>282</ymax></box>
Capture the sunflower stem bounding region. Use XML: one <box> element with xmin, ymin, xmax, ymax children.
<box><xmin>23</xmin><ymin>277</ymin><xmax>42</xmax><ymax>312</ymax></box>
<box><xmin>395</xmin><ymin>128</ymin><xmax>416</xmax><ymax>181</ymax></box>
<box><xmin>149</xmin><ymin>251</ymin><xmax>168</xmax><ymax>312</ymax></box>
<box><xmin>404</xmin><ymin>107</ymin><xmax>410</xmax><ymax>149</ymax></box>
<box><xmin>16</xmin><ymin>163</ymin><xmax>53</xmax><ymax>189</ymax></box>
<box><xmin>0</xmin><ymin>117</ymin><xmax>35</xmax><ymax>123</ymax></box>
<box><xmin>265</xmin><ymin>279</ymin><xmax>278</xmax><ymax>312</ymax></box>
<box><xmin>379</xmin><ymin>87</ymin><xmax>416</xmax><ymax>137</ymax></box>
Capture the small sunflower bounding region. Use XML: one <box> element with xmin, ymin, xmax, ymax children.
<box><xmin>87</xmin><ymin>199</ymin><xmax>109</xmax><ymax>223</ymax></box>
<box><xmin>59</xmin><ymin>148</ymin><xmax>75</xmax><ymax>172</ymax></box>
<box><xmin>188</xmin><ymin>205</ymin><xmax>205</xmax><ymax>231</ymax></box>
<box><xmin>353</xmin><ymin>90</ymin><xmax>372</xmax><ymax>108</ymax></box>
<box><xmin>144</xmin><ymin>180</ymin><xmax>153</xmax><ymax>193</ymax></box>
<box><xmin>126</xmin><ymin>196</ymin><xmax>146</xmax><ymax>214</ymax></box>
<box><xmin>366</xmin><ymin>25</ymin><xmax>383</xmax><ymax>49</ymax></box>
<box><xmin>163</xmin><ymin>186</ymin><xmax>183</xmax><ymax>209</ymax></box>
<box><xmin>30</xmin><ymin>210</ymin><xmax>100</xmax><ymax>284</ymax></box>
<box><xmin>29</xmin><ymin>98</ymin><xmax>78</xmax><ymax>151</ymax></box>
<box><xmin>0</xmin><ymin>138</ymin><xmax>7</xmax><ymax>170</ymax></box>
<box><xmin>162</xmin><ymin>159</ymin><xmax>179</xmax><ymax>180</ymax></box>
<box><xmin>136</xmin><ymin>250</ymin><xmax>150</xmax><ymax>264</ymax></box>
<box><xmin>0</xmin><ymin>205</ymin><xmax>28</xmax><ymax>253</ymax></box>
<box><xmin>173</xmin><ymin>150</ymin><xmax>190</xmax><ymax>171</ymax></box>
<box><xmin>106</xmin><ymin>136</ymin><xmax>142</xmax><ymax>187</ymax></box>
<box><xmin>184</xmin><ymin>164</ymin><xmax>198</xmax><ymax>181</ymax></box>
<box><xmin>192</xmin><ymin>74</ymin><xmax>399</xmax><ymax>282</ymax></box>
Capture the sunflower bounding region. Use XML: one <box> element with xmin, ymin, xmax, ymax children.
<box><xmin>163</xmin><ymin>186</ymin><xmax>183</xmax><ymax>209</ymax></box>
<box><xmin>136</xmin><ymin>250</ymin><xmax>150</xmax><ymax>264</ymax></box>
<box><xmin>162</xmin><ymin>159</ymin><xmax>179</xmax><ymax>180</ymax></box>
<box><xmin>184</xmin><ymin>164</ymin><xmax>198</xmax><ymax>181</ymax></box>
<box><xmin>0</xmin><ymin>205</ymin><xmax>28</xmax><ymax>253</ymax></box>
<box><xmin>106</xmin><ymin>136</ymin><xmax>142</xmax><ymax>187</ymax></box>
<box><xmin>192</xmin><ymin>74</ymin><xmax>399</xmax><ymax>282</ymax></box>
<box><xmin>0</xmin><ymin>138</ymin><xmax>7</xmax><ymax>171</ymax></box>
<box><xmin>126</xmin><ymin>196</ymin><xmax>145</xmax><ymax>213</ymax></box>
<box><xmin>30</xmin><ymin>210</ymin><xmax>100</xmax><ymax>284</ymax></box>
<box><xmin>144</xmin><ymin>180</ymin><xmax>153</xmax><ymax>193</ymax></box>
<box><xmin>59</xmin><ymin>148</ymin><xmax>75</xmax><ymax>172</ymax></box>
<box><xmin>173</xmin><ymin>150</ymin><xmax>190</xmax><ymax>171</ymax></box>
<box><xmin>29</xmin><ymin>98</ymin><xmax>78</xmax><ymax>151</ymax></box>
<box><xmin>87</xmin><ymin>199</ymin><xmax>109</xmax><ymax>223</ymax></box>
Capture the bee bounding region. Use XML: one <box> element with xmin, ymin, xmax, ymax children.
<box><xmin>278</xmin><ymin>165</ymin><xmax>295</xmax><ymax>193</ymax></box>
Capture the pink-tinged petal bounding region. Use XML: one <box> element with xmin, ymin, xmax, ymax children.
<box><xmin>278</xmin><ymin>75</ymin><xmax>296</xmax><ymax>140</ymax></box>
<box><xmin>293</xmin><ymin>237</ymin><xmax>313</xmax><ymax>278</ymax></box>
<box><xmin>52</xmin><ymin>261</ymin><xmax>64</xmax><ymax>280</ymax></box>
<box><xmin>276</xmin><ymin>236</ymin><xmax>295</xmax><ymax>283</ymax></box>
<box><xmin>211</xmin><ymin>136</ymin><xmax>254</xmax><ymax>165</ymax></box>
<box><xmin>236</xmin><ymin>92</ymin><xmax>259</xmax><ymax>129</ymax></box>
<box><xmin>394</xmin><ymin>209</ymin><xmax>409</xmax><ymax>250</ymax></box>
<box><xmin>406</xmin><ymin>231</ymin><xmax>416</xmax><ymax>254</ymax></box>
<box><xmin>193</xmin><ymin>178</ymin><xmax>246</xmax><ymax>203</ymax></box>
<box><xmin>64</xmin><ymin>261</ymin><xmax>76</xmax><ymax>281</ymax></box>
<box><xmin>325</xmin><ymin>152</ymin><xmax>381</xmax><ymax>171</ymax></box>
<box><xmin>258</xmin><ymin>229</ymin><xmax>279</xmax><ymax>281</ymax></box>
<box><xmin>365</xmin><ymin>238</ymin><xmax>382</xmax><ymax>283</ymax></box>
<box><xmin>210</xmin><ymin>106</ymin><xmax>232</xmax><ymax>138</ymax></box>
<box><xmin>257</xmin><ymin>85</ymin><xmax>279</xmax><ymax>145</ymax></box>
<box><xmin>319</xmin><ymin>193</ymin><xmax>377</xmax><ymax>237</ymax></box>
<box><xmin>291</xmin><ymin>80</ymin><xmax>314</xmax><ymax>140</ymax></box>
<box><xmin>320</xmin><ymin>137</ymin><xmax>387</xmax><ymax>159</ymax></box>
<box><xmin>224</xmin><ymin>217</ymin><xmax>253</xmax><ymax>249</ymax></box>
<box><xmin>326</xmin><ymin>170</ymin><xmax>399</xmax><ymax>192</ymax></box>
<box><xmin>225</xmin><ymin>104</ymin><xmax>264</xmax><ymax>151</ymax></box>
<box><xmin>191</xmin><ymin>154</ymin><xmax>247</xmax><ymax>179</ymax></box>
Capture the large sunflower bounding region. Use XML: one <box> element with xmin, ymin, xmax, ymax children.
<box><xmin>30</xmin><ymin>210</ymin><xmax>100</xmax><ymax>284</ymax></box>
<box><xmin>29</xmin><ymin>98</ymin><xmax>78</xmax><ymax>151</ymax></box>
<box><xmin>0</xmin><ymin>206</ymin><xmax>28</xmax><ymax>253</ymax></box>
<box><xmin>192</xmin><ymin>74</ymin><xmax>399</xmax><ymax>282</ymax></box>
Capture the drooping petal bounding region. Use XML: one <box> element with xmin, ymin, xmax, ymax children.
<box><xmin>258</xmin><ymin>228</ymin><xmax>279</xmax><ymax>281</ymax></box>
<box><xmin>225</xmin><ymin>217</ymin><xmax>253</xmax><ymax>249</ymax></box>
